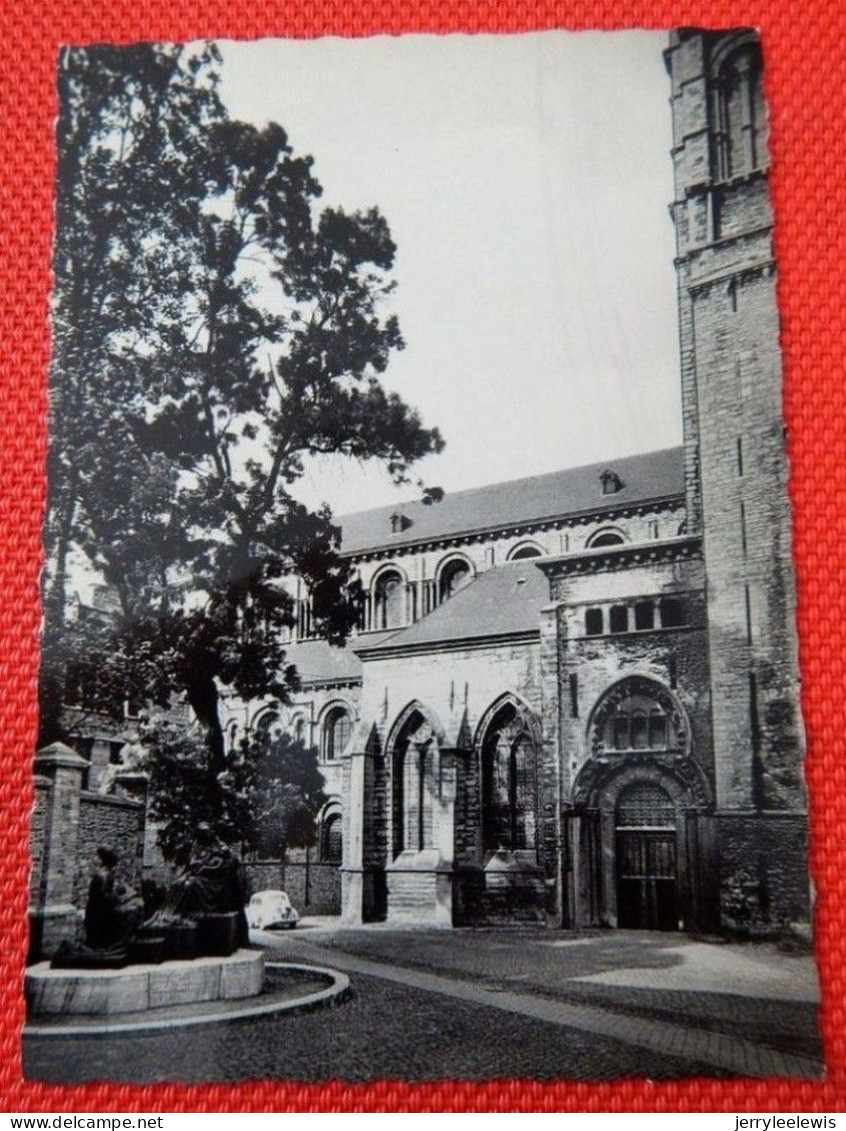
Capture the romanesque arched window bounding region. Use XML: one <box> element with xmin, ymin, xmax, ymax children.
<box><xmin>480</xmin><ymin>701</ymin><xmax>538</xmax><ymax>854</ymax></box>
<box><xmin>438</xmin><ymin>558</ymin><xmax>472</xmax><ymax>602</ymax></box>
<box><xmin>393</xmin><ymin>711</ymin><xmax>436</xmax><ymax>855</ymax></box>
<box><xmin>373</xmin><ymin>569</ymin><xmax>405</xmax><ymax>630</ymax></box>
<box><xmin>587</xmin><ymin>528</ymin><xmax>626</xmax><ymax>549</ymax></box>
<box><xmin>322</xmin><ymin>706</ymin><xmax>351</xmax><ymax>762</ymax></box>
<box><xmin>589</xmin><ymin>677</ymin><xmax>688</xmax><ymax>761</ymax></box>
<box><xmin>605</xmin><ymin>694</ymin><xmax>668</xmax><ymax>752</ymax></box>
<box><xmin>713</xmin><ymin>42</ymin><xmax>767</xmax><ymax>180</ymax></box>
<box><xmin>509</xmin><ymin>543</ymin><xmax>544</xmax><ymax>561</ymax></box>
<box><xmin>255</xmin><ymin>710</ymin><xmax>284</xmax><ymax>750</ymax></box>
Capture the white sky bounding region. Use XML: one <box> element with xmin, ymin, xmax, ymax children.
<box><xmin>219</xmin><ymin>32</ymin><xmax>681</xmax><ymax>516</ymax></box>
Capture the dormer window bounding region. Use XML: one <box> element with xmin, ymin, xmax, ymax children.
<box><xmin>600</xmin><ymin>469</ymin><xmax>624</xmax><ymax>496</ymax></box>
<box><xmin>390</xmin><ymin>512</ymin><xmax>411</xmax><ymax>535</ymax></box>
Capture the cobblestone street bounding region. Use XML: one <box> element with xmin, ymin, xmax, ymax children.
<box><xmin>23</xmin><ymin>925</ymin><xmax>823</xmax><ymax>1085</ymax></box>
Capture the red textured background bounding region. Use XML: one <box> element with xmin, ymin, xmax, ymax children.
<box><xmin>1</xmin><ymin>0</ymin><xmax>844</xmax><ymax>1114</ymax></box>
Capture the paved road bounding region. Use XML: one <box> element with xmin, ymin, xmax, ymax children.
<box><xmin>255</xmin><ymin>927</ymin><xmax>822</xmax><ymax>1080</ymax></box>
<box><xmin>23</xmin><ymin>970</ymin><xmax>720</xmax><ymax>1084</ymax></box>
<box><xmin>23</xmin><ymin>925</ymin><xmax>822</xmax><ymax>1085</ymax></box>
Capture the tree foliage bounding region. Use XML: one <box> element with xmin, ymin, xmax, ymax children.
<box><xmin>139</xmin><ymin>714</ymin><xmax>326</xmax><ymax>862</ymax></box>
<box><xmin>43</xmin><ymin>43</ymin><xmax>443</xmax><ymax>845</ymax></box>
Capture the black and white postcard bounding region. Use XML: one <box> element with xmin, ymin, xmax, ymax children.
<box><xmin>25</xmin><ymin>30</ymin><xmax>821</xmax><ymax>1084</ymax></box>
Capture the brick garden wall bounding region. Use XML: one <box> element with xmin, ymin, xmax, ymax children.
<box><xmin>716</xmin><ymin>812</ymin><xmax>811</xmax><ymax>928</ymax></box>
<box><xmin>244</xmin><ymin>855</ymin><xmax>341</xmax><ymax>916</ymax></box>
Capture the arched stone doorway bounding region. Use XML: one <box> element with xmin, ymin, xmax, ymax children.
<box><xmin>615</xmin><ymin>780</ymin><xmax>678</xmax><ymax>930</ymax></box>
<box><xmin>566</xmin><ymin>676</ymin><xmax>715</xmax><ymax>932</ymax></box>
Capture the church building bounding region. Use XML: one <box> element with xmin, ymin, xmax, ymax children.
<box><xmin>227</xmin><ymin>29</ymin><xmax>810</xmax><ymax>935</ymax></box>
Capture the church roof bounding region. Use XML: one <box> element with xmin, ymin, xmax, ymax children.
<box><xmin>283</xmin><ymin>639</ymin><xmax>362</xmax><ymax>685</ymax></box>
<box><xmin>356</xmin><ymin>561</ymin><xmax>549</xmax><ymax>655</ymax></box>
<box><xmin>337</xmin><ymin>446</ymin><xmax>683</xmax><ymax>556</ymax></box>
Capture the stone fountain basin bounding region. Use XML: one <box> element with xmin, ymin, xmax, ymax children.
<box><xmin>26</xmin><ymin>948</ymin><xmax>264</xmax><ymax>1016</ymax></box>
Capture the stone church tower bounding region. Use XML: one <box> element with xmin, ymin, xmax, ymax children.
<box><xmin>665</xmin><ymin>29</ymin><xmax>808</xmax><ymax>921</ymax></box>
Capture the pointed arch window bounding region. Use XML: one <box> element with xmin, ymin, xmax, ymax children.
<box><xmin>481</xmin><ymin>702</ymin><xmax>538</xmax><ymax>853</ymax></box>
<box><xmin>393</xmin><ymin>712</ymin><xmax>436</xmax><ymax>856</ymax></box>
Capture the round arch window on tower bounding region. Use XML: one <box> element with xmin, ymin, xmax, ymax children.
<box><xmin>373</xmin><ymin>568</ymin><xmax>406</xmax><ymax>629</ymax></box>
<box><xmin>322</xmin><ymin>705</ymin><xmax>352</xmax><ymax>762</ymax></box>
<box><xmin>438</xmin><ymin>558</ymin><xmax>473</xmax><ymax>602</ymax></box>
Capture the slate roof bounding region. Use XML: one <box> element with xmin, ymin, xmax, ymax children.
<box><xmin>356</xmin><ymin>561</ymin><xmax>550</xmax><ymax>655</ymax></box>
<box><xmin>284</xmin><ymin>640</ymin><xmax>362</xmax><ymax>685</ymax></box>
<box><xmin>337</xmin><ymin>446</ymin><xmax>683</xmax><ymax>556</ymax></box>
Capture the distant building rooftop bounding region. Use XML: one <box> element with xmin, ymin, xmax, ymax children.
<box><xmin>337</xmin><ymin>446</ymin><xmax>683</xmax><ymax>555</ymax></box>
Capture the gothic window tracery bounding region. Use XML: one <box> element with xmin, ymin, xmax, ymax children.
<box><xmin>393</xmin><ymin>712</ymin><xmax>436</xmax><ymax>855</ymax></box>
<box><xmin>481</xmin><ymin>702</ymin><xmax>538</xmax><ymax>853</ymax></box>
<box><xmin>606</xmin><ymin>695</ymin><xmax>668</xmax><ymax>752</ymax></box>
<box><xmin>589</xmin><ymin>677</ymin><xmax>687</xmax><ymax>759</ymax></box>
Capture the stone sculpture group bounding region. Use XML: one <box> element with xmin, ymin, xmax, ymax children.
<box><xmin>53</xmin><ymin>826</ymin><xmax>250</xmax><ymax>969</ymax></box>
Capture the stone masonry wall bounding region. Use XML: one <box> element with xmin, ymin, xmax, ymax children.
<box><xmin>667</xmin><ymin>30</ymin><xmax>805</xmax><ymax>816</ymax></box>
<box><xmin>545</xmin><ymin>549</ymin><xmax>712</xmax><ymax>801</ymax></box>
<box><xmin>29</xmin><ymin>778</ymin><xmax>50</xmax><ymax>907</ymax></box>
<box><xmin>716</xmin><ymin>813</ymin><xmax>811</xmax><ymax>927</ymax></box>
<box><xmin>245</xmin><ymin>855</ymin><xmax>341</xmax><ymax>916</ymax></box>
<box><xmin>358</xmin><ymin>638</ymin><xmax>547</xmax><ymax>885</ymax></box>
<box><xmin>75</xmin><ymin>792</ymin><xmax>145</xmax><ymax>906</ymax></box>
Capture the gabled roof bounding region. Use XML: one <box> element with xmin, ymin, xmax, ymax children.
<box><xmin>337</xmin><ymin>446</ymin><xmax>683</xmax><ymax>556</ymax></box>
<box><xmin>356</xmin><ymin>561</ymin><xmax>550</xmax><ymax>655</ymax></box>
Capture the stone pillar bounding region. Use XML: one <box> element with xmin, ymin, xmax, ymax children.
<box><xmin>432</xmin><ymin>747</ymin><xmax>459</xmax><ymax>923</ymax></box>
<box><xmin>341</xmin><ymin>725</ymin><xmax>383</xmax><ymax>924</ymax></box>
<box><xmin>341</xmin><ymin>748</ymin><xmax>366</xmax><ymax>924</ymax></box>
<box><xmin>30</xmin><ymin>742</ymin><xmax>90</xmax><ymax>960</ymax></box>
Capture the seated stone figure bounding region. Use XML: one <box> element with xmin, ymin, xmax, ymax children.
<box><xmin>52</xmin><ymin>846</ymin><xmax>143</xmax><ymax>968</ymax></box>
<box><xmin>138</xmin><ymin>824</ymin><xmax>249</xmax><ymax>958</ymax></box>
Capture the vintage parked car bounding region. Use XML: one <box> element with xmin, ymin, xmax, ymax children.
<box><xmin>247</xmin><ymin>889</ymin><xmax>300</xmax><ymax>930</ymax></box>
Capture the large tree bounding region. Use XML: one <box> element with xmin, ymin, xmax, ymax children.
<box><xmin>43</xmin><ymin>44</ymin><xmax>443</xmax><ymax>818</ymax></box>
